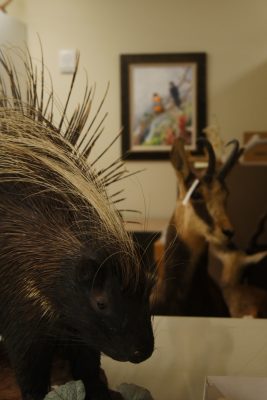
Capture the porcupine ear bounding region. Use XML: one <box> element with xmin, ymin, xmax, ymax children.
<box><xmin>76</xmin><ymin>252</ymin><xmax>107</xmax><ymax>288</ymax></box>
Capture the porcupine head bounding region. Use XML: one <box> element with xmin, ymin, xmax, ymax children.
<box><xmin>0</xmin><ymin>45</ymin><xmax>154</xmax><ymax>395</ymax></box>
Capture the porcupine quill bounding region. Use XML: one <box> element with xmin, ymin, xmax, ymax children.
<box><xmin>0</xmin><ymin>45</ymin><xmax>143</xmax><ymax>244</ymax></box>
<box><xmin>0</xmin><ymin>45</ymin><xmax>137</xmax><ymax>204</ymax></box>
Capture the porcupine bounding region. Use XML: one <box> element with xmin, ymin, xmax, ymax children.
<box><xmin>0</xmin><ymin>47</ymin><xmax>154</xmax><ymax>400</ymax></box>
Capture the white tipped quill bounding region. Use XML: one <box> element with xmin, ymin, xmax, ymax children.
<box><xmin>182</xmin><ymin>179</ymin><xmax>200</xmax><ymax>206</ymax></box>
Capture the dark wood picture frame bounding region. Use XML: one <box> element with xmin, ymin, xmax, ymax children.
<box><xmin>120</xmin><ymin>53</ymin><xmax>207</xmax><ymax>160</ymax></box>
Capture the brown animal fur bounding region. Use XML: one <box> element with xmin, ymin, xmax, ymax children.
<box><xmin>211</xmin><ymin>244</ymin><xmax>267</xmax><ymax>317</ymax></box>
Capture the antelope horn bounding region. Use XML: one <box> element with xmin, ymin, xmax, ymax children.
<box><xmin>197</xmin><ymin>138</ymin><xmax>216</xmax><ymax>183</ymax></box>
<box><xmin>217</xmin><ymin>139</ymin><xmax>242</xmax><ymax>181</ymax></box>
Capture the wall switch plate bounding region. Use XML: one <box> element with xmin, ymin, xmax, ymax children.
<box><xmin>58</xmin><ymin>49</ymin><xmax>77</xmax><ymax>74</ymax></box>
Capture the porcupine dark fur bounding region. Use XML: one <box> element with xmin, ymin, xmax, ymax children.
<box><xmin>0</xmin><ymin>47</ymin><xmax>154</xmax><ymax>400</ymax></box>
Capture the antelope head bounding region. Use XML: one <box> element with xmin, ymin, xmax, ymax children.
<box><xmin>170</xmin><ymin>137</ymin><xmax>243</xmax><ymax>246</ymax></box>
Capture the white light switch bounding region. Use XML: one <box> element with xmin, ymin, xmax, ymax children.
<box><xmin>58</xmin><ymin>49</ymin><xmax>77</xmax><ymax>74</ymax></box>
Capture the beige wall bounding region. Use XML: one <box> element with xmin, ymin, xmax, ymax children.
<box><xmin>8</xmin><ymin>0</ymin><xmax>267</xmax><ymax>221</ymax></box>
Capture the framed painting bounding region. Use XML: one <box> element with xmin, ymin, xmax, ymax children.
<box><xmin>120</xmin><ymin>53</ymin><xmax>207</xmax><ymax>160</ymax></box>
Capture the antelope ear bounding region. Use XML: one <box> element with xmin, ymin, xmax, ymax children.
<box><xmin>170</xmin><ymin>138</ymin><xmax>195</xmax><ymax>189</ymax></box>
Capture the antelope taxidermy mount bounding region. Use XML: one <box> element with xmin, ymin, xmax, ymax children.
<box><xmin>151</xmin><ymin>137</ymin><xmax>243</xmax><ymax>316</ymax></box>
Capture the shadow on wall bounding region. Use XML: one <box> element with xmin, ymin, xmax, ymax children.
<box><xmin>226</xmin><ymin>164</ymin><xmax>267</xmax><ymax>250</ymax></box>
<box><xmin>212</xmin><ymin>61</ymin><xmax>267</xmax><ymax>143</ymax></box>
